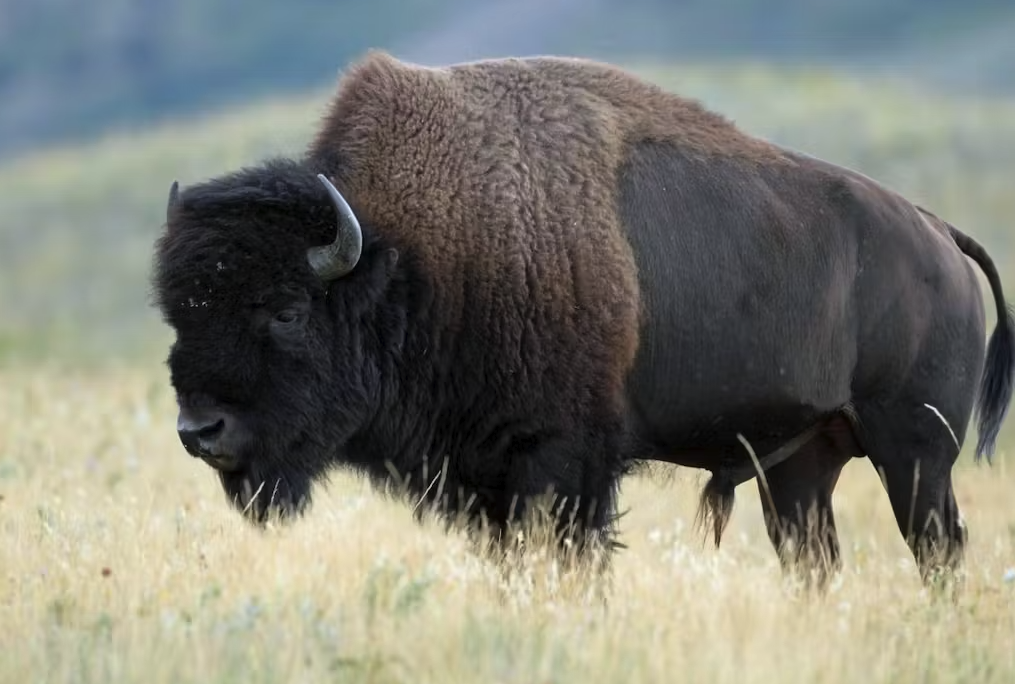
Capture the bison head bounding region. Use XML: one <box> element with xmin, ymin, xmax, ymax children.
<box><xmin>152</xmin><ymin>158</ymin><xmax>403</xmax><ymax>523</ymax></box>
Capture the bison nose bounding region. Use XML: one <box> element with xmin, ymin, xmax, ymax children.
<box><xmin>176</xmin><ymin>410</ymin><xmax>226</xmax><ymax>457</ymax></box>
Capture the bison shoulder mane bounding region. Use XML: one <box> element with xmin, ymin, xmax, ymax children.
<box><xmin>306</xmin><ymin>52</ymin><xmax>787</xmax><ymax>396</ymax></box>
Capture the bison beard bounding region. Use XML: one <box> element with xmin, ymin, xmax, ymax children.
<box><xmin>152</xmin><ymin>51</ymin><xmax>1014</xmax><ymax>586</ymax></box>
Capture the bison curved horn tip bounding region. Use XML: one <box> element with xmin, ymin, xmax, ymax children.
<box><xmin>309</xmin><ymin>173</ymin><xmax>363</xmax><ymax>281</ymax></box>
<box><xmin>167</xmin><ymin>180</ymin><xmax>179</xmax><ymax>222</ymax></box>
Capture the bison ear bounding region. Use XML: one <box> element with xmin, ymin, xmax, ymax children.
<box><xmin>166</xmin><ymin>180</ymin><xmax>180</xmax><ymax>224</ymax></box>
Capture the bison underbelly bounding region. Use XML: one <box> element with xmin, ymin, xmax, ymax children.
<box><xmin>625</xmin><ymin>316</ymin><xmax>852</xmax><ymax>459</ymax></box>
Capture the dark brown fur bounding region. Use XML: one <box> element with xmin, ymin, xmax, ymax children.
<box><xmin>307</xmin><ymin>52</ymin><xmax>792</xmax><ymax>396</ymax></box>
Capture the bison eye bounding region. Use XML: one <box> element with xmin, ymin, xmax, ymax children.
<box><xmin>262</xmin><ymin>296</ymin><xmax>310</xmax><ymax>336</ymax></box>
<box><xmin>274</xmin><ymin>309</ymin><xmax>301</xmax><ymax>325</ymax></box>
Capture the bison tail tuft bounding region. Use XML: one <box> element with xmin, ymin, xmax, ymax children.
<box><xmin>694</xmin><ymin>471</ymin><xmax>737</xmax><ymax>548</ymax></box>
<box><xmin>975</xmin><ymin>302</ymin><xmax>1015</xmax><ymax>463</ymax></box>
<box><xmin>946</xmin><ymin>219</ymin><xmax>1015</xmax><ymax>463</ymax></box>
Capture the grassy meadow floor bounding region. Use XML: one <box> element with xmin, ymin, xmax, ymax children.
<box><xmin>1</xmin><ymin>365</ymin><xmax>1014</xmax><ymax>683</ymax></box>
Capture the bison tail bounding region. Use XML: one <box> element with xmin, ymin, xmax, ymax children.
<box><xmin>949</xmin><ymin>222</ymin><xmax>1015</xmax><ymax>463</ymax></box>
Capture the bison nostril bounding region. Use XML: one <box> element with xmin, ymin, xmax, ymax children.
<box><xmin>177</xmin><ymin>411</ymin><xmax>228</xmax><ymax>455</ymax></box>
<box><xmin>198</xmin><ymin>419</ymin><xmax>225</xmax><ymax>440</ymax></box>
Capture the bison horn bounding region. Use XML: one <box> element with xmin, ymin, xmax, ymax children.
<box><xmin>309</xmin><ymin>173</ymin><xmax>363</xmax><ymax>280</ymax></box>
<box><xmin>167</xmin><ymin>180</ymin><xmax>179</xmax><ymax>222</ymax></box>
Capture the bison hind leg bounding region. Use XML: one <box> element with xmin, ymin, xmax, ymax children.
<box><xmin>694</xmin><ymin>470</ymin><xmax>738</xmax><ymax>548</ymax></box>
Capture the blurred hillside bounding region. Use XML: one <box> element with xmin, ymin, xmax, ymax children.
<box><xmin>2</xmin><ymin>0</ymin><xmax>1015</xmax><ymax>158</ymax></box>
<box><xmin>2</xmin><ymin>62</ymin><xmax>1014</xmax><ymax>369</ymax></box>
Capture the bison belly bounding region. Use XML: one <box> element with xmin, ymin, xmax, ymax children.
<box><xmin>617</xmin><ymin>140</ymin><xmax>861</xmax><ymax>462</ymax></box>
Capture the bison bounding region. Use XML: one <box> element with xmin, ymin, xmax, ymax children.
<box><xmin>152</xmin><ymin>51</ymin><xmax>1014</xmax><ymax>587</ymax></box>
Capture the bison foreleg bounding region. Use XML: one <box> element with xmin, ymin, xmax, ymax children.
<box><xmin>493</xmin><ymin>426</ymin><xmax>626</xmax><ymax>571</ymax></box>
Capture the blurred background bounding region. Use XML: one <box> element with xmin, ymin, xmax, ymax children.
<box><xmin>1</xmin><ymin>0</ymin><xmax>1014</xmax><ymax>385</ymax></box>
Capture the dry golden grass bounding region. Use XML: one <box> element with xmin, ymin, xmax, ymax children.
<box><xmin>2</xmin><ymin>365</ymin><xmax>1014</xmax><ymax>683</ymax></box>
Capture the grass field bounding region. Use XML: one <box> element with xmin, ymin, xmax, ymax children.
<box><xmin>1</xmin><ymin>368</ymin><xmax>1014</xmax><ymax>683</ymax></box>
<box><xmin>2</xmin><ymin>60</ymin><xmax>1015</xmax><ymax>681</ymax></box>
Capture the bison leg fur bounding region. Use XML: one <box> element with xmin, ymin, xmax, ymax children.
<box><xmin>493</xmin><ymin>426</ymin><xmax>627</xmax><ymax>571</ymax></box>
<box><xmin>857</xmin><ymin>400</ymin><xmax>970</xmax><ymax>591</ymax></box>
<box><xmin>755</xmin><ymin>418</ymin><xmax>860</xmax><ymax>592</ymax></box>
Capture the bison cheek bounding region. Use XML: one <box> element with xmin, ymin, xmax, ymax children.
<box><xmin>217</xmin><ymin>468</ymin><xmax>312</xmax><ymax>525</ymax></box>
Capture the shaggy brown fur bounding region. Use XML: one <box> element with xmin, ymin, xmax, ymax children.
<box><xmin>306</xmin><ymin>51</ymin><xmax>790</xmax><ymax>407</ymax></box>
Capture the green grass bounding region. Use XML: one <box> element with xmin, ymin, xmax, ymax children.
<box><xmin>2</xmin><ymin>61</ymin><xmax>1015</xmax><ymax>368</ymax></box>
